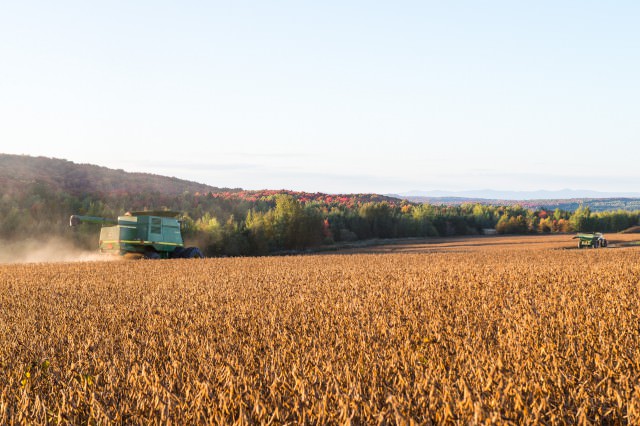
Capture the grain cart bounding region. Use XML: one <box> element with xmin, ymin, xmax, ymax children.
<box><xmin>70</xmin><ymin>211</ymin><xmax>203</xmax><ymax>259</ymax></box>
<box><xmin>573</xmin><ymin>232</ymin><xmax>608</xmax><ymax>249</ymax></box>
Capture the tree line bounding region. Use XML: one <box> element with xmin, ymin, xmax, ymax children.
<box><xmin>1</xmin><ymin>183</ymin><xmax>639</xmax><ymax>256</ymax></box>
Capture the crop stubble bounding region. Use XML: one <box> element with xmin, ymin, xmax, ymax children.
<box><xmin>1</xmin><ymin>248</ymin><xmax>640</xmax><ymax>424</ymax></box>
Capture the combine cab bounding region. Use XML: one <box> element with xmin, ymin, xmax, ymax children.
<box><xmin>573</xmin><ymin>232</ymin><xmax>608</xmax><ymax>249</ymax></box>
<box><xmin>70</xmin><ymin>211</ymin><xmax>203</xmax><ymax>259</ymax></box>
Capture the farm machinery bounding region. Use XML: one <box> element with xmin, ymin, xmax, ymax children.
<box><xmin>70</xmin><ymin>211</ymin><xmax>203</xmax><ymax>259</ymax></box>
<box><xmin>573</xmin><ymin>232</ymin><xmax>608</xmax><ymax>249</ymax></box>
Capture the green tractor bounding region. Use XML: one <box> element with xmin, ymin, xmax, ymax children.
<box><xmin>70</xmin><ymin>211</ymin><xmax>203</xmax><ymax>259</ymax></box>
<box><xmin>573</xmin><ymin>232</ymin><xmax>608</xmax><ymax>249</ymax></box>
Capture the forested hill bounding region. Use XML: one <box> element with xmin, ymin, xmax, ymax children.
<box><xmin>0</xmin><ymin>154</ymin><xmax>239</xmax><ymax>196</ymax></box>
<box><xmin>0</xmin><ymin>154</ymin><xmax>403</xmax><ymax>206</ymax></box>
<box><xmin>1</xmin><ymin>153</ymin><xmax>639</xmax><ymax>257</ymax></box>
<box><xmin>0</xmin><ymin>154</ymin><xmax>410</xmax><ymax>253</ymax></box>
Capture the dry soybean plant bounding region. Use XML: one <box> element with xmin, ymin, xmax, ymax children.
<box><xmin>1</xmin><ymin>248</ymin><xmax>640</xmax><ymax>424</ymax></box>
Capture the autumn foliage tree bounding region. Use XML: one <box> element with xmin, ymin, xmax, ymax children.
<box><xmin>245</xmin><ymin>195</ymin><xmax>324</xmax><ymax>252</ymax></box>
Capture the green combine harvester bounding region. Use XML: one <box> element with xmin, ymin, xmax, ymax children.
<box><xmin>70</xmin><ymin>211</ymin><xmax>203</xmax><ymax>259</ymax></box>
<box><xmin>573</xmin><ymin>232</ymin><xmax>608</xmax><ymax>249</ymax></box>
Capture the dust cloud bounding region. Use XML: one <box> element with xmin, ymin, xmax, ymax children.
<box><xmin>0</xmin><ymin>237</ymin><xmax>118</xmax><ymax>264</ymax></box>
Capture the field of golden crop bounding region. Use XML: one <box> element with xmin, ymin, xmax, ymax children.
<box><xmin>2</xmin><ymin>243</ymin><xmax>640</xmax><ymax>424</ymax></box>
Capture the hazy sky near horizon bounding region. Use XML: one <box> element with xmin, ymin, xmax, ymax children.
<box><xmin>1</xmin><ymin>1</ymin><xmax>638</xmax><ymax>194</ymax></box>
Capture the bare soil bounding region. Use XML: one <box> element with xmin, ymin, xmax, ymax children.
<box><xmin>332</xmin><ymin>233</ymin><xmax>640</xmax><ymax>254</ymax></box>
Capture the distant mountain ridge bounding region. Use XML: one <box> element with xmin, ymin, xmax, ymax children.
<box><xmin>390</xmin><ymin>195</ymin><xmax>640</xmax><ymax>213</ymax></box>
<box><xmin>388</xmin><ymin>189</ymin><xmax>640</xmax><ymax>212</ymax></box>
<box><xmin>0</xmin><ymin>154</ymin><xmax>240</xmax><ymax>196</ymax></box>
<box><xmin>395</xmin><ymin>189</ymin><xmax>640</xmax><ymax>200</ymax></box>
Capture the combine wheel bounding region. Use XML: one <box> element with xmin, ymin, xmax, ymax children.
<box><xmin>170</xmin><ymin>247</ymin><xmax>185</xmax><ymax>259</ymax></box>
<box><xmin>169</xmin><ymin>246</ymin><xmax>203</xmax><ymax>258</ymax></box>
<box><xmin>143</xmin><ymin>250</ymin><xmax>161</xmax><ymax>259</ymax></box>
<box><xmin>602</xmin><ymin>239</ymin><xmax>608</xmax><ymax>248</ymax></box>
<box><xmin>182</xmin><ymin>247</ymin><xmax>204</xmax><ymax>258</ymax></box>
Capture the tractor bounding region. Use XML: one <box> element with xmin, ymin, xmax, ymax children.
<box><xmin>70</xmin><ymin>211</ymin><xmax>203</xmax><ymax>259</ymax></box>
<box><xmin>573</xmin><ymin>232</ymin><xmax>608</xmax><ymax>249</ymax></box>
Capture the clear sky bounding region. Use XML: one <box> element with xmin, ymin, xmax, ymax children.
<box><xmin>1</xmin><ymin>1</ymin><xmax>638</xmax><ymax>194</ymax></box>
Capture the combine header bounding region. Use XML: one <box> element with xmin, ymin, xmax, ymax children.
<box><xmin>70</xmin><ymin>211</ymin><xmax>203</xmax><ymax>259</ymax></box>
<box><xmin>573</xmin><ymin>232</ymin><xmax>608</xmax><ymax>249</ymax></box>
